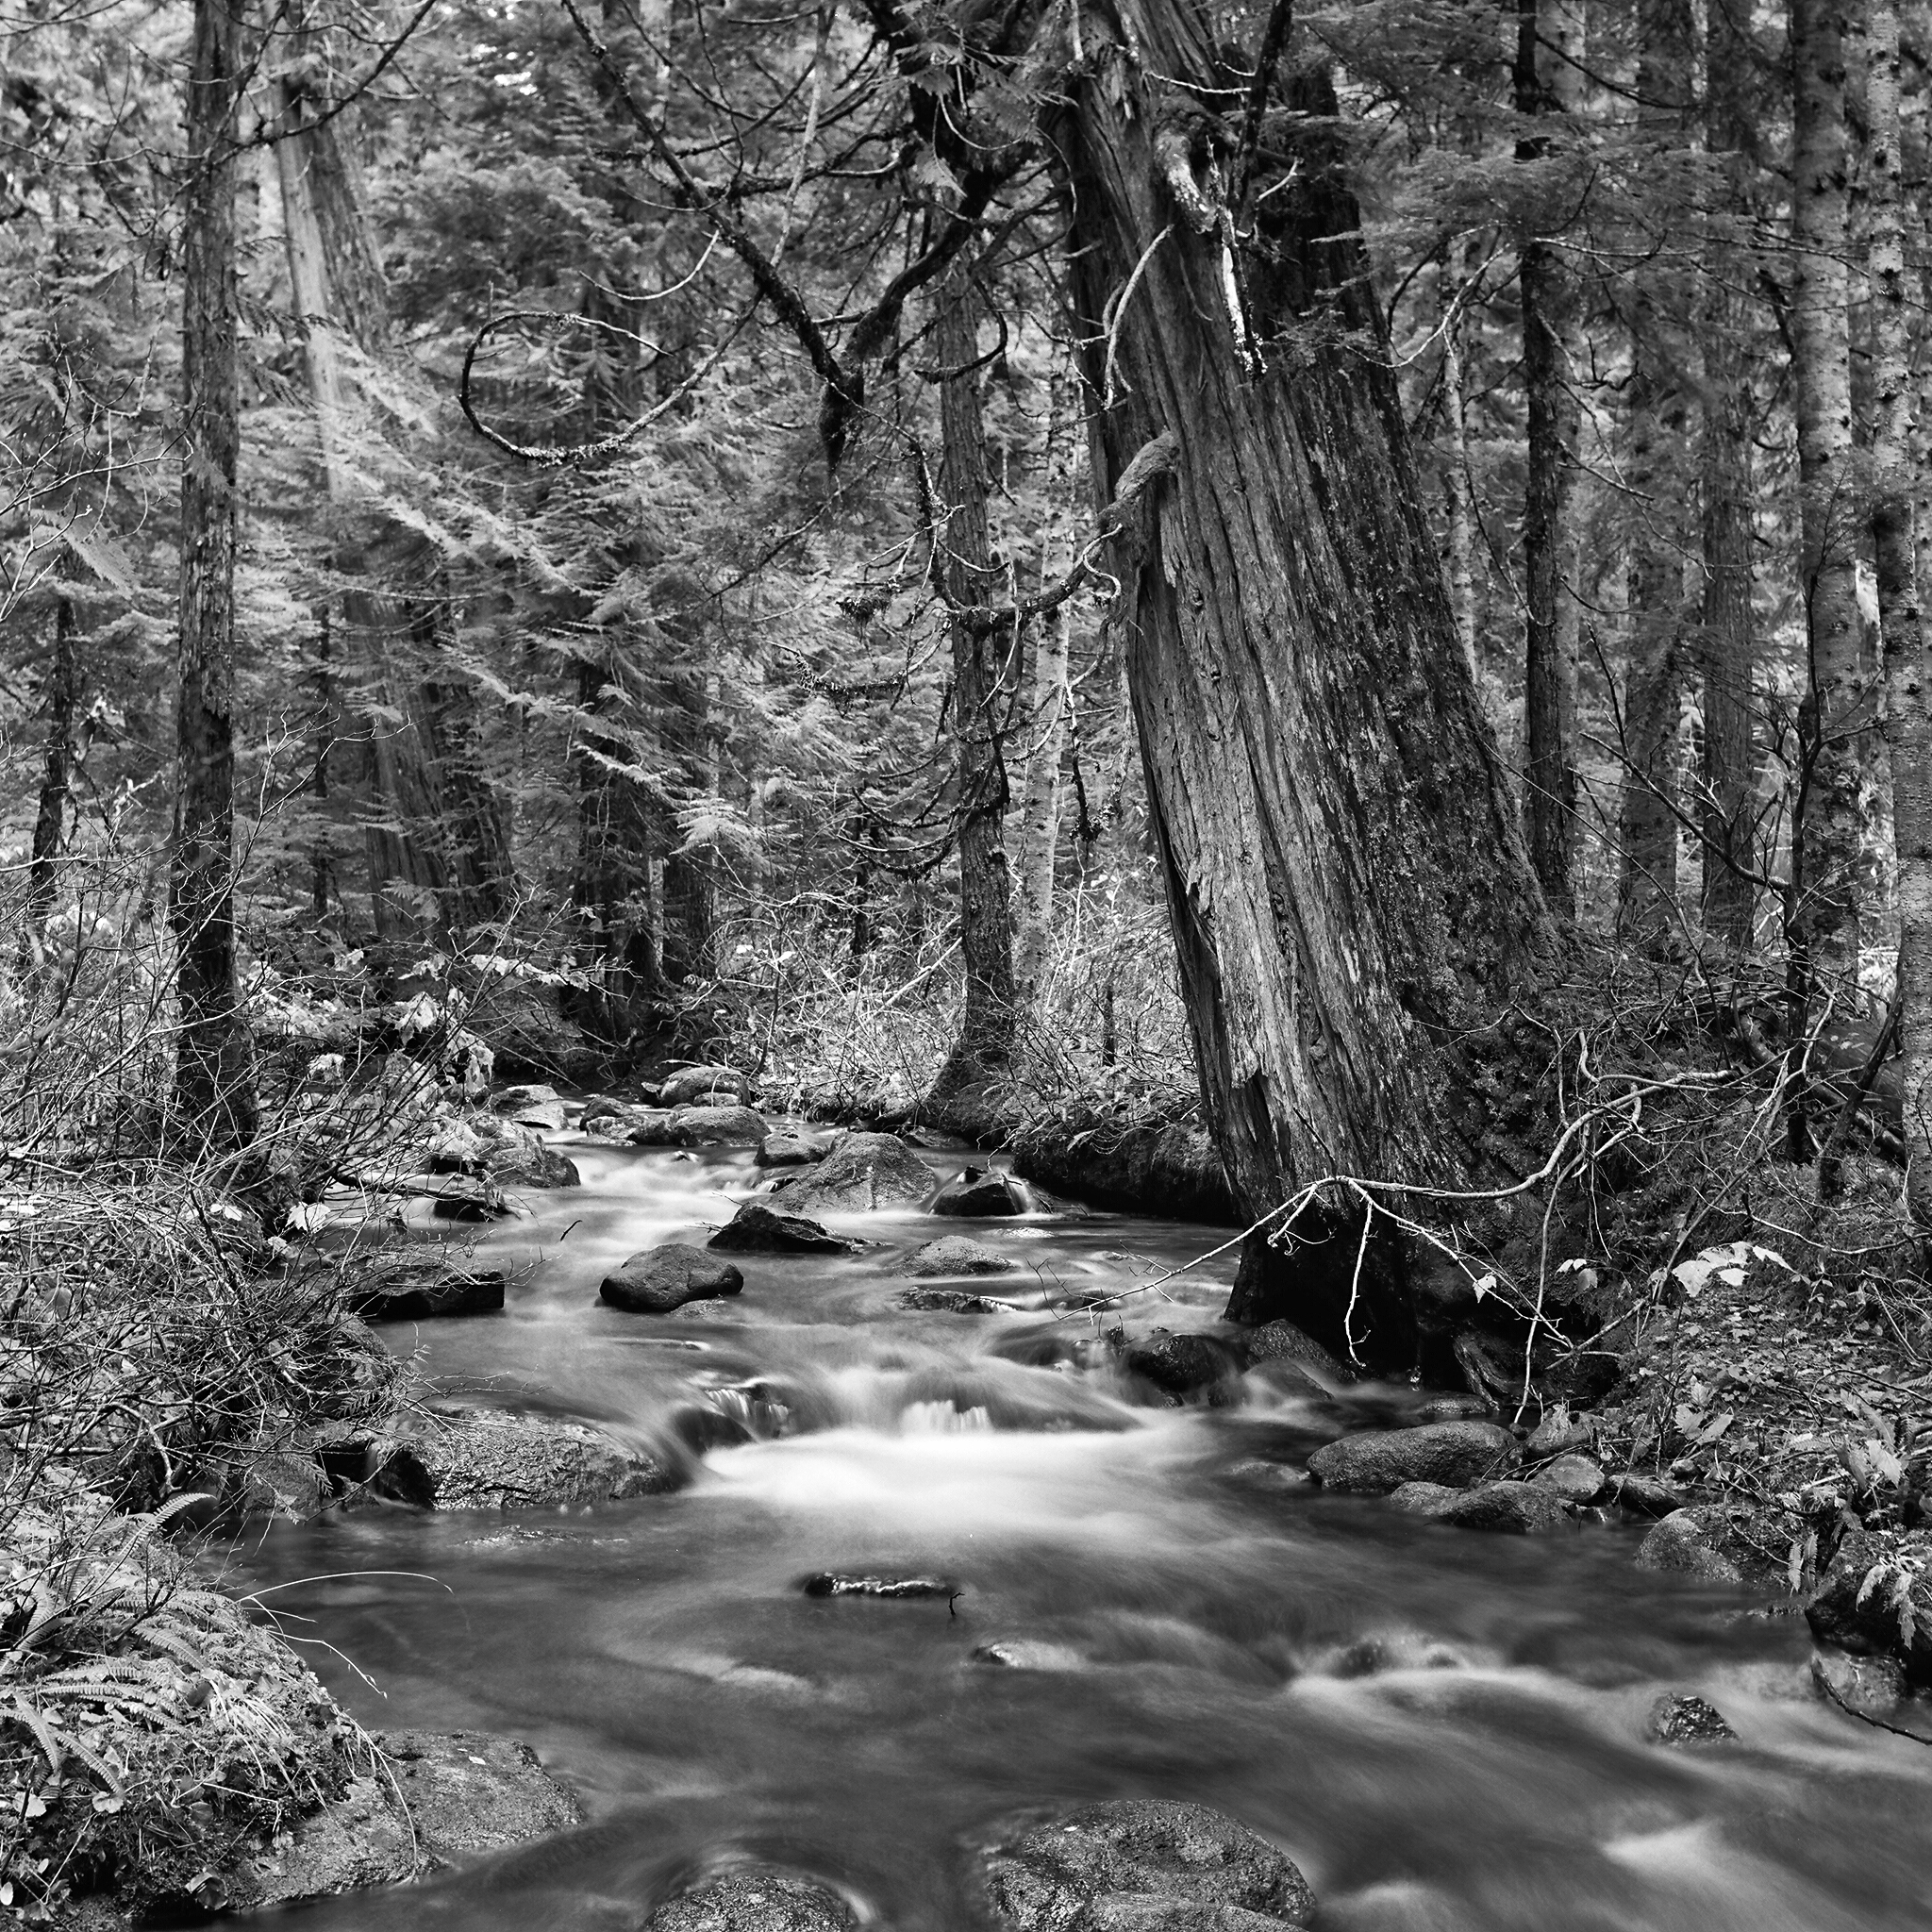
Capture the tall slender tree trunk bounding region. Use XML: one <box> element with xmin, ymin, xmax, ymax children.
<box><xmin>27</xmin><ymin>596</ymin><xmax>77</xmax><ymax>946</ymax></box>
<box><xmin>1440</xmin><ymin>253</ymin><xmax>1479</xmax><ymax>681</ymax></box>
<box><xmin>1791</xmin><ymin>0</ymin><xmax>1870</xmax><ymax>1004</ymax></box>
<box><xmin>1056</xmin><ymin>17</ymin><xmax>1550</xmax><ymax>1354</ymax></box>
<box><xmin>172</xmin><ymin>0</ymin><xmax>257</xmax><ymax>1146</ymax></box>
<box><xmin>1012</xmin><ymin>605</ymin><xmax>1069</xmax><ymax>995</ymax></box>
<box><xmin>1618</xmin><ymin>0</ymin><xmax>1692</xmax><ymax>940</ymax></box>
<box><xmin>929</xmin><ymin>268</ymin><xmax>1017</xmax><ymax>1104</ymax></box>
<box><xmin>1866</xmin><ymin>0</ymin><xmax>1932</xmax><ymax>1222</ymax></box>
<box><xmin>1699</xmin><ymin>0</ymin><xmax>1759</xmax><ymax>948</ymax></box>
<box><xmin>1516</xmin><ymin>0</ymin><xmax>1586</xmax><ymax>917</ymax></box>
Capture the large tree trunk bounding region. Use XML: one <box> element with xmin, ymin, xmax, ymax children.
<box><xmin>1439</xmin><ymin>252</ymin><xmax>1480</xmax><ymax>682</ymax></box>
<box><xmin>1516</xmin><ymin>0</ymin><xmax>1586</xmax><ymax>918</ymax></box>
<box><xmin>1699</xmin><ymin>1</ymin><xmax>1759</xmax><ymax>949</ymax></box>
<box><xmin>1866</xmin><ymin>0</ymin><xmax>1932</xmax><ymax>1224</ymax></box>
<box><xmin>171</xmin><ymin>0</ymin><xmax>258</xmax><ymax>1146</ymax></box>
<box><xmin>928</xmin><ymin>268</ymin><xmax>1017</xmax><ymax>1104</ymax></box>
<box><xmin>1791</xmin><ymin>0</ymin><xmax>1870</xmax><ymax>1003</ymax></box>
<box><xmin>272</xmin><ymin>59</ymin><xmax>509</xmax><ymax>937</ymax></box>
<box><xmin>1055</xmin><ymin>13</ymin><xmax>1550</xmax><ymax>1353</ymax></box>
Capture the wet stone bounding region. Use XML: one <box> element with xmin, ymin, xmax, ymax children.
<box><xmin>1124</xmin><ymin>1330</ymin><xmax>1244</xmax><ymax>1401</ymax></box>
<box><xmin>1240</xmin><ymin>1320</ymin><xmax>1346</xmax><ymax>1380</ymax></box>
<box><xmin>1636</xmin><ymin>1507</ymin><xmax>1755</xmax><ymax>1584</ymax></box>
<box><xmin>645</xmin><ymin>1870</ymin><xmax>857</xmax><ymax>1932</ymax></box>
<box><xmin>906</xmin><ymin>1235</ymin><xmax>1017</xmax><ymax>1277</ymax></box>
<box><xmin>601</xmin><ymin>1243</ymin><xmax>744</xmax><ymax>1314</ymax></box>
<box><xmin>1388</xmin><ymin>1481</ymin><xmax>1459</xmax><ymax>1513</ymax></box>
<box><xmin>894</xmin><ymin>1287</ymin><xmax>1019</xmax><ymax>1315</ymax></box>
<box><xmin>800</xmin><ymin>1572</ymin><xmax>958</xmax><ymax>1600</ymax></box>
<box><xmin>1812</xmin><ymin>1646</ymin><xmax>1907</xmax><ymax>1716</ymax></box>
<box><xmin>757</xmin><ymin>1128</ymin><xmax>841</xmax><ymax>1168</ymax></box>
<box><xmin>1606</xmin><ymin>1472</ymin><xmax>1686</xmax><ymax>1518</ymax></box>
<box><xmin>372</xmin><ymin>1730</ymin><xmax>581</xmax><ymax>1857</ymax></box>
<box><xmin>981</xmin><ymin>1798</ymin><xmax>1316</xmax><ymax>1932</ymax></box>
<box><xmin>349</xmin><ymin>1255</ymin><xmax>508</xmax><ymax>1322</ymax></box>
<box><xmin>709</xmin><ymin>1202</ymin><xmax>859</xmax><ymax>1254</ymax></box>
<box><xmin>1533</xmin><ymin>1455</ymin><xmax>1607</xmax><ymax>1504</ymax></box>
<box><xmin>657</xmin><ymin>1063</ymin><xmax>755</xmax><ymax>1108</ymax></box>
<box><xmin>1646</xmin><ymin>1693</ymin><xmax>1737</xmax><ymax>1745</ymax></box>
<box><xmin>931</xmin><ymin>1166</ymin><xmax>1032</xmax><ymax>1217</ymax></box>
<box><xmin>1413</xmin><ymin>1394</ymin><xmax>1496</xmax><ymax>1424</ymax></box>
<box><xmin>1307</xmin><ymin>1421</ymin><xmax>1520</xmax><ymax>1495</ymax></box>
<box><xmin>1427</xmin><ymin>1480</ymin><xmax>1576</xmax><ymax>1535</ymax></box>
<box><xmin>777</xmin><ymin>1131</ymin><xmax>935</xmax><ymax>1213</ymax></box>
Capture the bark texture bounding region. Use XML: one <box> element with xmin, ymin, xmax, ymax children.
<box><xmin>929</xmin><ymin>269</ymin><xmax>1017</xmax><ymax>1102</ymax></box>
<box><xmin>1515</xmin><ymin>0</ymin><xmax>1586</xmax><ymax>916</ymax></box>
<box><xmin>1865</xmin><ymin>0</ymin><xmax>1932</xmax><ymax>1224</ymax></box>
<box><xmin>1791</xmin><ymin>0</ymin><xmax>1870</xmax><ymax>998</ymax></box>
<box><xmin>1012</xmin><ymin>605</ymin><xmax>1069</xmax><ymax>995</ymax></box>
<box><xmin>1054</xmin><ymin>14</ymin><xmax>1549</xmax><ymax>1341</ymax></box>
<box><xmin>1698</xmin><ymin>3</ymin><xmax>1758</xmax><ymax>949</ymax></box>
<box><xmin>171</xmin><ymin>0</ymin><xmax>257</xmax><ymax>1146</ymax></box>
<box><xmin>27</xmin><ymin>597</ymin><xmax>77</xmax><ymax>943</ymax></box>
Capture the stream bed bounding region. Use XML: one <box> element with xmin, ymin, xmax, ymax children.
<box><xmin>217</xmin><ymin>1137</ymin><xmax>1932</xmax><ymax>1930</ymax></box>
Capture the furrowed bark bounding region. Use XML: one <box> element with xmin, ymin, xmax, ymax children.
<box><xmin>1012</xmin><ymin>604</ymin><xmax>1069</xmax><ymax>996</ymax></box>
<box><xmin>1055</xmin><ymin>13</ymin><xmax>1550</xmax><ymax>1352</ymax></box>
<box><xmin>1865</xmin><ymin>0</ymin><xmax>1932</xmax><ymax>1224</ymax></box>
<box><xmin>171</xmin><ymin>0</ymin><xmax>258</xmax><ymax>1146</ymax></box>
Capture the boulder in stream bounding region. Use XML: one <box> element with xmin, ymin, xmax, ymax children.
<box><xmin>1605</xmin><ymin>1472</ymin><xmax>1685</xmax><ymax>1518</ymax></box>
<box><xmin>906</xmin><ymin>1235</ymin><xmax>1017</xmax><ymax>1277</ymax></box>
<box><xmin>776</xmin><ymin>1131</ymin><xmax>935</xmax><ymax>1213</ymax></box>
<box><xmin>348</xmin><ymin>1254</ymin><xmax>508</xmax><ymax>1322</ymax></box>
<box><xmin>981</xmin><ymin>1798</ymin><xmax>1316</xmax><ymax>1932</ymax></box>
<box><xmin>1806</xmin><ymin>1527</ymin><xmax>1932</xmax><ymax>1683</ymax></box>
<box><xmin>658</xmin><ymin>1063</ymin><xmax>755</xmax><ymax>1108</ymax></box>
<box><xmin>895</xmin><ymin>1287</ymin><xmax>1020</xmax><ymax>1314</ymax></box>
<box><xmin>371</xmin><ymin>1730</ymin><xmax>582</xmax><ymax>1854</ymax></box>
<box><xmin>1636</xmin><ymin>1505</ymin><xmax>1780</xmax><ymax>1586</ymax></box>
<box><xmin>1307</xmin><ymin>1421</ymin><xmax>1520</xmax><ymax>1495</ymax></box>
<box><xmin>1417</xmin><ymin>1480</ymin><xmax>1577</xmax><ymax>1535</ymax></box>
<box><xmin>666</xmin><ymin>1104</ymin><xmax>769</xmax><ymax>1147</ymax></box>
<box><xmin>1646</xmin><ymin>1693</ymin><xmax>1737</xmax><ymax>1745</ymax></box>
<box><xmin>1532</xmin><ymin>1455</ymin><xmax>1607</xmax><ymax>1504</ymax></box>
<box><xmin>645</xmin><ymin>1870</ymin><xmax>858</xmax><ymax>1932</ymax></box>
<box><xmin>601</xmin><ymin>1243</ymin><xmax>744</xmax><ymax>1314</ymax></box>
<box><xmin>931</xmin><ymin>1167</ymin><xmax>1032</xmax><ymax>1217</ymax></box>
<box><xmin>1124</xmin><ymin>1330</ymin><xmax>1244</xmax><ymax>1402</ymax></box>
<box><xmin>353</xmin><ymin>1403</ymin><xmax>676</xmax><ymax>1509</ymax></box>
<box><xmin>758</xmin><ymin>1128</ymin><xmax>841</xmax><ymax>1167</ymax></box>
<box><xmin>1239</xmin><ymin>1321</ymin><xmax>1346</xmax><ymax>1380</ymax></box>
<box><xmin>710</xmin><ymin>1201</ymin><xmax>860</xmax><ymax>1254</ymax></box>
<box><xmin>801</xmin><ymin>1572</ymin><xmax>958</xmax><ymax>1600</ymax></box>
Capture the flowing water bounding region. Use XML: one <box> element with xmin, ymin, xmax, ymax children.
<box><xmin>218</xmin><ymin>1136</ymin><xmax>1932</xmax><ymax>1930</ymax></box>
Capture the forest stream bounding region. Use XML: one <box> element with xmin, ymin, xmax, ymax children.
<box><xmin>211</xmin><ymin>1132</ymin><xmax>1932</xmax><ymax>1932</ymax></box>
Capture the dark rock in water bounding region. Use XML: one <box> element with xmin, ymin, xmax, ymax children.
<box><xmin>1319</xmin><ymin>1631</ymin><xmax>1462</xmax><ymax>1676</ymax></box>
<box><xmin>1012</xmin><ymin>1112</ymin><xmax>1239</xmax><ymax>1225</ymax></box>
<box><xmin>601</xmin><ymin>1243</ymin><xmax>744</xmax><ymax>1314</ymax></box>
<box><xmin>801</xmin><ymin>1572</ymin><xmax>958</xmax><ymax>1600</ymax></box>
<box><xmin>778</xmin><ymin>1131</ymin><xmax>935</xmax><ymax>1213</ymax></box>
<box><xmin>1646</xmin><ymin>1693</ymin><xmax>1737</xmax><ymax>1745</ymax></box>
<box><xmin>623</xmin><ymin>1108</ymin><xmax>681</xmax><ymax>1144</ymax></box>
<box><xmin>981</xmin><ymin>1798</ymin><xmax>1315</xmax><ymax>1932</ymax></box>
<box><xmin>1239</xmin><ymin>1321</ymin><xmax>1346</xmax><ymax>1380</ymax></box>
<box><xmin>1425</xmin><ymin>1480</ymin><xmax>1575</xmax><ymax>1535</ymax></box>
<box><xmin>906</xmin><ymin>1235</ymin><xmax>1017</xmax><ymax>1278</ymax></box>
<box><xmin>427</xmin><ymin>1176</ymin><xmax>520</xmax><ymax>1223</ymax></box>
<box><xmin>758</xmin><ymin>1128</ymin><xmax>841</xmax><ymax>1168</ymax></box>
<box><xmin>1124</xmin><ymin>1330</ymin><xmax>1244</xmax><ymax>1401</ymax></box>
<box><xmin>1307</xmin><ymin>1421</ymin><xmax>1520</xmax><ymax>1495</ymax></box>
<box><xmin>665</xmin><ymin>1104</ymin><xmax>767</xmax><ymax>1147</ymax></box>
<box><xmin>1812</xmin><ymin>1646</ymin><xmax>1907</xmax><ymax>1715</ymax></box>
<box><xmin>1807</xmin><ymin>1527</ymin><xmax>1932</xmax><ymax>1683</ymax></box>
<box><xmin>350</xmin><ymin>1255</ymin><xmax>508</xmax><ymax>1322</ymax></box>
<box><xmin>1636</xmin><ymin>1505</ymin><xmax>1780</xmax><ymax>1585</ymax></box>
<box><xmin>372</xmin><ymin>1730</ymin><xmax>582</xmax><ymax>1856</ymax></box>
<box><xmin>658</xmin><ymin>1063</ymin><xmax>754</xmax><ymax>1108</ymax></box>
<box><xmin>482</xmin><ymin>1124</ymin><xmax>580</xmax><ymax>1190</ymax></box>
<box><xmin>1533</xmin><ymin>1454</ymin><xmax>1606</xmax><ymax>1504</ymax></box>
<box><xmin>931</xmin><ymin>1166</ymin><xmax>1031</xmax><ymax>1217</ymax></box>
<box><xmin>645</xmin><ymin>1870</ymin><xmax>857</xmax><ymax>1932</ymax></box>
<box><xmin>578</xmin><ymin>1092</ymin><xmax>626</xmax><ymax>1127</ymax></box>
<box><xmin>1415</xmin><ymin>1394</ymin><xmax>1496</xmax><ymax>1424</ymax></box>
<box><xmin>895</xmin><ymin>1287</ymin><xmax>1019</xmax><ymax>1314</ymax></box>
<box><xmin>709</xmin><ymin>1202</ymin><xmax>859</xmax><ymax>1255</ymax></box>
<box><xmin>1606</xmin><ymin>1472</ymin><xmax>1685</xmax><ymax>1518</ymax></box>
<box><xmin>1388</xmin><ymin>1481</ymin><xmax>1459</xmax><ymax>1513</ymax></box>
<box><xmin>348</xmin><ymin>1404</ymin><xmax>677</xmax><ymax>1510</ymax></box>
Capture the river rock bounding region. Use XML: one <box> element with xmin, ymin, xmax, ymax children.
<box><xmin>348</xmin><ymin>1254</ymin><xmax>508</xmax><ymax>1322</ymax></box>
<box><xmin>427</xmin><ymin>1176</ymin><xmax>519</xmax><ymax>1222</ymax></box>
<box><xmin>895</xmin><ymin>1287</ymin><xmax>1019</xmax><ymax>1314</ymax></box>
<box><xmin>1606</xmin><ymin>1472</ymin><xmax>1685</xmax><ymax>1518</ymax></box>
<box><xmin>658</xmin><ymin>1063</ymin><xmax>754</xmax><ymax>1108</ymax></box>
<box><xmin>1307</xmin><ymin>1421</ymin><xmax>1520</xmax><ymax>1495</ymax></box>
<box><xmin>1317</xmin><ymin>1630</ymin><xmax>1463</xmax><ymax>1676</ymax></box>
<box><xmin>1240</xmin><ymin>1320</ymin><xmax>1346</xmax><ymax>1379</ymax></box>
<box><xmin>709</xmin><ymin>1202</ymin><xmax>859</xmax><ymax>1254</ymax></box>
<box><xmin>931</xmin><ymin>1167</ymin><xmax>1031</xmax><ymax>1217</ymax></box>
<box><xmin>1812</xmin><ymin>1645</ymin><xmax>1907</xmax><ymax>1715</ymax></box>
<box><xmin>465</xmin><ymin>1115</ymin><xmax>579</xmax><ymax>1189</ymax></box>
<box><xmin>1388</xmin><ymin>1481</ymin><xmax>1459</xmax><ymax>1513</ymax></box>
<box><xmin>1533</xmin><ymin>1455</ymin><xmax>1606</xmax><ymax>1504</ymax></box>
<box><xmin>1806</xmin><ymin>1527</ymin><xmax>1932</xmax><ymax>1683</ymax></box>
<box><xmin>668</xmin><ymin>1104</ymin><xmax>768</xmax><ymax>1146</ymax></box>
<box><xmin>1410</xmin><ymin>1480</ymin><xmax>1575</xmax><ymax>1535</ymax></box>
<box><xmin>493</xmin><ymin>1081</ymin><xmax>562</xmax><ymax>1116</ymax></box>
<box><xmin>601</xmin><ymin>1243</ymin><xmax>744</xmax><ymax>1313</ymax></box>
<box><xmin>646</xmin><ymin>1870</ymin><xmax>856</xmax><ymax>1932</ymax></box>
<box><xmin>371</xmin><ymin>1730</ymin><xmax>582</xmax><ymax>1856</ymax></box>
<box><xmin>758</xmin><ymin>1128</ymin><xmax>841</xmax><ymax>1167</ymax></box>
<box><xmin>1635</xmin><ymin>1505</ymin><xmax>1778</xmax><ymax>1585</ymax></box>
<box><xmin>1646</xmin><ymin>1693</ymin><xmax>1737</xmax><ymax>1745</ymax></box>
<box><xmin>801</xmin><ymin>1572</ymin><xmax>958</xmax><ymax>1600</ymax></box>
<box><xmin>1526</xmin><ymin>1407</ymin><xmax>1596</xmax><ymax>1457</ymax></box>
<box><xmin>777</xmin><ymin>1131</ymin><xmax>934</xmax><ymax>1212</ymax></box>
<box><xmin>358</xmin><ymin>1404</ymin><xmax>676</xmax><ymax>1510</ymax></box>
<box><xmin>981</xmin><ymin>1798</ymin><xmax>1316</xmax><ymax>1932</ymax></box>
<box><xmin>1124</xmin><ymin>1330</ymin><xmax>1244</xmax><ymax>1401</ymax></box>
<box><xmin>1414</xmin><ymin>1394</ymin><xmax>1496</xmax><ymax>1424</ymax></box>
<box><xmin>907</xmin><ymin>1235</ymin><xmax>1016</xmax><ymax>1277</ymax></box>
